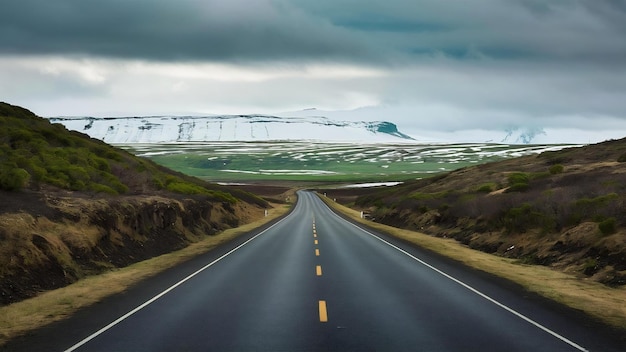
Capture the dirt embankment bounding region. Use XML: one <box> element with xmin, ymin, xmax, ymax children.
<box><xmin>321</xmin><ymin>139</ymin><xmax>626</xmax><ymax>287</ymax></box>
<box><xmin>374</xmin><ymin>210</ymin><xmax>626</xmax><ymax>286</ymax></box>
<box><xmin>0</xmin><ymin>191</ymin><xmax>265</xmax><ymax>305</ymax></box>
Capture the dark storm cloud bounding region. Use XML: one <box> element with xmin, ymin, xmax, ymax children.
<box><xmin>3</xmin><ymin>0</ymin><xmax>626</xmax><ymax>143</ymax></box>
<box><xmin>2</xmin><ymin>0</ymin><xmax>625</xmax><ymax>66</ymax></box>
<box><xmin>293</xmin><ymin>0</ymin><xmax>626</xmax><ymax>64</ymax></box>
<box><xmin>0</xmin><ymin>0</ymin><xmax>376</xmax><ymax>63</ymax></box>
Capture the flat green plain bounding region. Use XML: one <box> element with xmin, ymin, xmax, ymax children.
<box><xmin>121</xmin><ymin>141</ymin><xmax>579</xmax><ymax>183</ymax></box>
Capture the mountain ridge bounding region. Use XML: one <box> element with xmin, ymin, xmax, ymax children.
<box><xmin>47</xmin><ymin>115</ymin><xmax>415</xmax><ymax>143</ymax></box>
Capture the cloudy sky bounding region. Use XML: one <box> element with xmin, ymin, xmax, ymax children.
<box><xmin>1</xmin><ymin>0</ymin><xmax>625</xmax><ymax>143</ymax></box>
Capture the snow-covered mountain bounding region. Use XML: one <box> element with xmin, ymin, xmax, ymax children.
<box><xmin>47</xmin><ymin>115</ymin><xmax>415</xmax><ymax>143</ymax></box>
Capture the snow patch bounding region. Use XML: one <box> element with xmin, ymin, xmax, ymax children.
<box><xmin>340</xmin><ymin>182</ymin><xmax>403</xmax><ymax>188</ymax></box>
<box><xmin>48</xmin><ymin>115</ymin><xmax>415</xmax><ymax>143</ymax></box>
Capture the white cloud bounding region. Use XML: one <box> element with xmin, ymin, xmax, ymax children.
<box><xmin>126</xmin><ymin>61</ymin><xmax>387</xmax><ymax>82</ymax></box>
<box><xmin>2</xmin><ymin>1</ymin><xmax>626</xmax><ymax>143</ymax></box>
<box><xmin>0</xmin><ymin>56</ymin><xmax>388</xmax><ymax>115</ymax></box>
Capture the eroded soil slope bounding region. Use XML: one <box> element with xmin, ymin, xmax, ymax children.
<box><xmin>0</xmin><ymin>102</ymin><xmax>270</xmax><ymax>305</ymax></box>
<box><xmin>0</xmin><ymin>190</ymin><xmax>265</xmax><ymax>305</ymax></box>
<box><xmin>323</xmin><ymin>138</ymin><xmax>626</xmax><ymax>286</ymax></box>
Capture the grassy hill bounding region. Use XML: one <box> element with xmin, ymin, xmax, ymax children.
<box><xmin>0</xmin><ymin>102</ymin><xmax>265</xmax><ymax>201</ymax></box>
<box><xmin>327</xmin><ymin>138</ymin><xmax>626</xmax><ymax>287</ymax></box>
<box><xmin>0</xmin><ymin>102</ymin><xmax>271</xmax><ymax>305</ymax></box>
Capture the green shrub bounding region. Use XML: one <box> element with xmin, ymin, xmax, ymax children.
<box><xmin>531</xmin><ymin>171</ymin><xmax>551</xmax><ymax>180</ymax></box>
<box><xmin>67</xmin><ymin>165</ymin><xmax>90</xmax><ymax>183</ymax></box>
<box><xmin>477</xmin><ymin>183</ymin><xmax>495</xmax><ymax>193</ymax></box>
<box><xmin>92</xmin><ymin>146</ymin><xmax>124</xmax><ymax>162</ymax></box>
<box><xmin>506</xmin><ymin>183</ymin><xmax>529</xmax><ymax>193</ymax></box>
<box><xmin>549</xmin><ymin>164</ymin><xmax>564</xmax><ymax>174</ymax></box>
<box><xmin>30</xmin><ymin>164</ymin><xmax>47</xmax><ymax>181</ymax></box>
<box><xmin>14</xmin><ymin>154</ymin><xmax>34</xmax><ymax>170</ymax></box>
<box><xmin>8</xmin><ymin>128</ymin><xmax>34</xmax><ymax>148</ymax></box>
<box><xmin>0</xmin><ymin>167</ymin><xmax>30</xmax><ymax>191</ymax></box>
<box><xmin>506</xmin><ymin>173</ymin><xmax>530</xmax><ymax>192</ymax></box>
<box><xmin>54</xmin><ymin>134</ymin><xmax>73</xmax><ymax>147</ymax></box>
<box><xmin>152</xmin><ymin>177</ymin><xmax>165</xmax><ymax>189</ymax></box>
<box><xmin>43</xmin><ymin>173</ymin><xmax>70</xmax><ymax>189</ymax></box>
<box><xmin>508</xmin><ymin>172</ymin><xmax>529</xmax><ymax>185</ymax></box>
<box><xmin>409</xmin><ymin>192</ymin><xmax>431</xmax><ymax>200</ymax></box>
<box><xmin>459</xmin><ymin>194</ymin><xmax>477</xmax><ymax>202</ymax></box>
<box><xmin>107</xmin><ymin>178</ymin><xmax>129</xmax><ymax>194</ymax></box>
<box><xmin>569</xmin><ymin>193</ymin><xmax>620</xmax><ymax>226</ymax></box>
<box><xmin>164</xmin><ymin>175</ymin><xmax>178</xmax><ymax>186</ymax></box>
<box><xmin>206</xmin><ymin>190</ymin><xmax>238</xmax><ymax>204</ymax></box>
<box><xmin>0</xmin><ymin>108</ymin><xmax>229</xmax><ymax>198</ymax></box>
<box><xmin>134</xmin><ymin>160</ymin><xmax>149</xmax><ymax>172</ymax></box>
<box><xmin>503</xmin><ymin>203</ymin><xmax>555</xmax><ymax>234</ymax></box>
<box><xmin>89</xmin><ymin>155</ymin><xmax>111</xmax><ymax>172</ymax></box>
<box><xmin>166</xmin><ymin>181</ymin><xmax>208</xmax><ymax>195</ymax></box>
<box><xmin>574</xmin><ymin>193</ymin><xmax>619</xmax><ymax>211</ymax></box>
<box><xmin>583</xmin><ymin>259</ymin><xmax>599</xmax><ymax>275</ymax></box>
<box><xmin>539</xmin><ymin>152</ymin><xmax>572</xmax><ymax>165</ymax></box>
<box><xmin>89</xmin><ymin>183</ymin><xmax>118</xmax><ymax>194</ymax></box>
<box><xmin>598</xmin><ymin>217</ymin><xmax>617</xmax><ymax>236</ymax></box>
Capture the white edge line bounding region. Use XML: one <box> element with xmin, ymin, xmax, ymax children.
<box><xmin>320</xmin><ymin>197</ymin><xmax>589</xmax><ymax>352</ymax></box>
<box><xmin>63</xmin><ymin>215</ymin><xmax>291</xmax><ymax>352</ymax></box>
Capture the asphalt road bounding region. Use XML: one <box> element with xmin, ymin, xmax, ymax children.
<box><xmin>4</xmin><ymin>190</ymin><xmax>624</xmax><ymax>351</ymax></box>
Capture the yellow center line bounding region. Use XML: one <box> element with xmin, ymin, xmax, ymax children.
<box><xmin>316</xmin><ymin>265</ymin><xmax>322</xmax><ymax>276</ymax></box>
<box><xmin>319</xmin><ymin>300</ymin><xmax>328</xmax><ymax>322</ymax></box>
<box><xmin>314</xmin><ymin>239</ymin><xmax>318</xmax><ymax>245</ymax></box>
<box><xmin>313</xmin><ymin>233</ymin><xmax>317</xmax><ymax>238</ymax></box>
<box><xmin>315</xmin><ymin>249</ymin><xmax>320</xmax><ymax>256</ymax></box>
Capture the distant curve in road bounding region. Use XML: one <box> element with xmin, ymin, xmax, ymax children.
<box><xmin>4</xmin><ymin>190</ymin><xmax>624</xmax><ymax>351</ymax></box>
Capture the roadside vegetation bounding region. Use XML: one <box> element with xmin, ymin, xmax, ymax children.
<box><xmin>319</xmin><ymin>196</ymin><xmax>626</xmax><ymax>331</ymax></box>
<box><xmin>0</xmin><ymin>102</ymin><xmax>270</xmax><ymax>309</ymax></box>
<box><xmin>324</xmin><ymin>138</ymin><xmax>626</xmax><ymax>288</ymax></box>
<box><xmin>0</xmin><ymin>102</ymin><xmax>255</xmax><ymax>204</ymax></box>
<box><xmin>0</xmin><ymin>204</ymin><xmax>291</xmax><ymax>346</ymax></box>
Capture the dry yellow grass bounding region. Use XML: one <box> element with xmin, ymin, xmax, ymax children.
<box><xmin>321</xmin><ymin>195</ymin><xmax>626</xmax><ymax>330</ymax></box>
<box><xmin>0</xmin><ymin>204</ymin><xmax>291</xmax><ymax>346</ymax></box>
